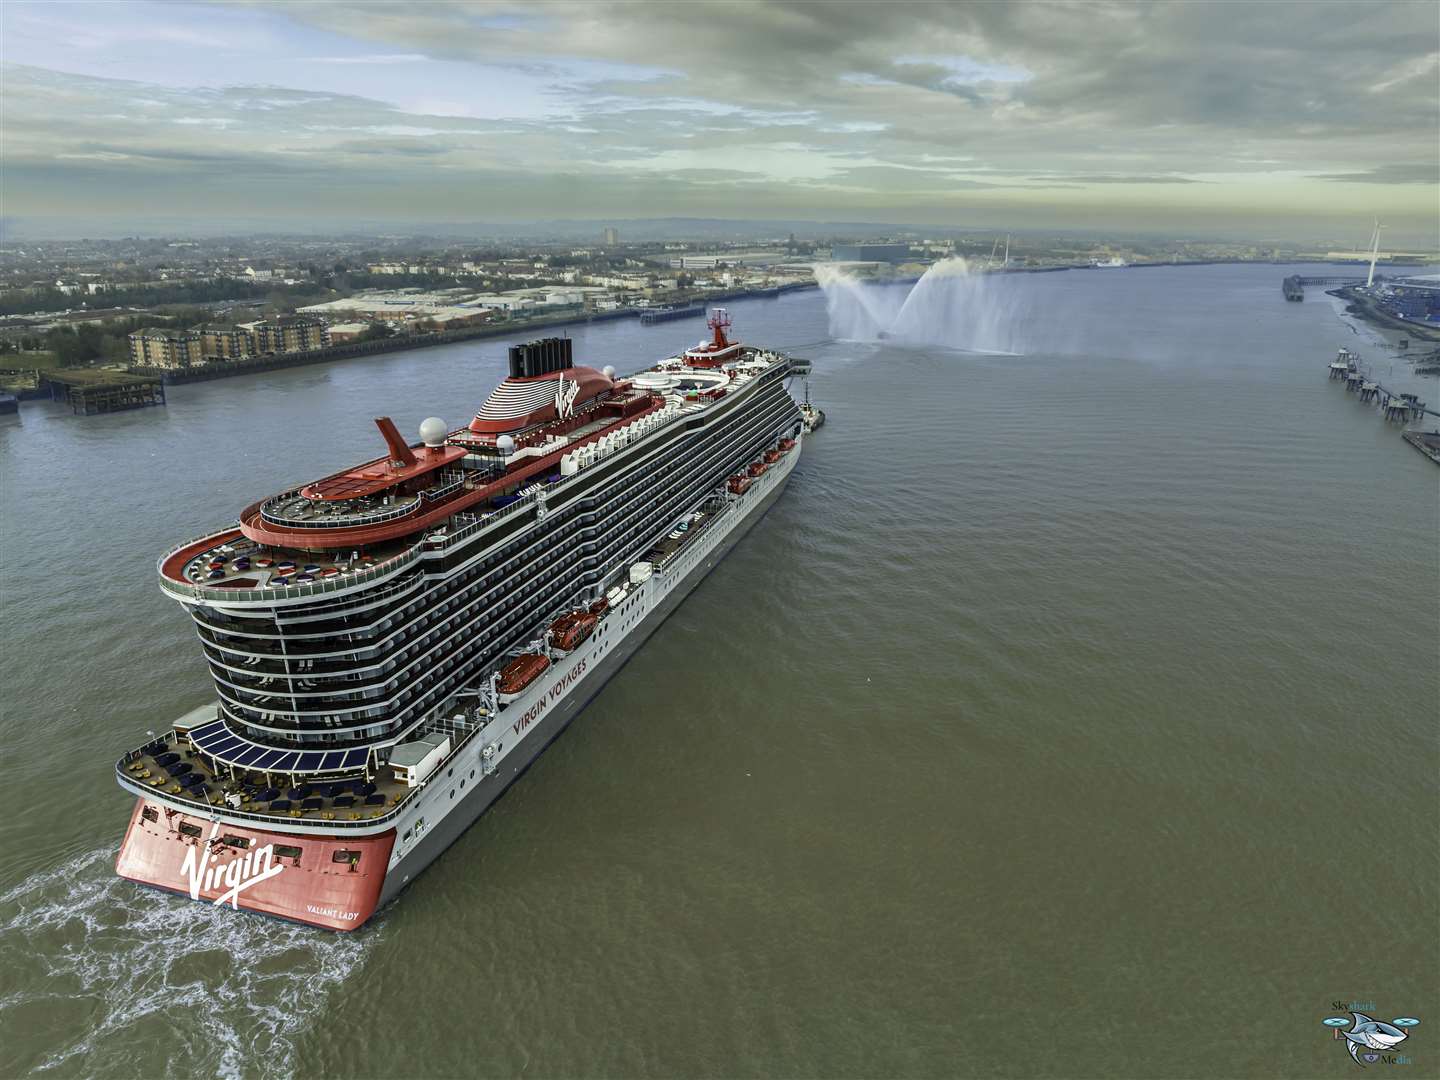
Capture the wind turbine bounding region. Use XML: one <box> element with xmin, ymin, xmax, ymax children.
<box><xmin>1366</xmin><ymin>218</ymin><xmax>1385</xmax><ymax>288</ymax></box>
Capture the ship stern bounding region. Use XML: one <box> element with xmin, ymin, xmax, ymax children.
<box><xmin>115</xmin><ymin>800</ymin><xmax>395</xmax><ymax>931</ymax></box>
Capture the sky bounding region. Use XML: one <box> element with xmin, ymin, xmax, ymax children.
<box><xmin>2</xmin><ymin>0</ymin><xmax>1437</xmax><ymax>243</ymax></box>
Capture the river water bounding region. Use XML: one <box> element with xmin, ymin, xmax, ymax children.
<box><xmin>0</xmin><ymin>263</ymin><xmax>1435</xmax><ymax>1078</ymax></box>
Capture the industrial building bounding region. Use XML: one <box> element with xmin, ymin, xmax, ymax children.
<box><xmin>829</xmin><ymin>243</ymin><xmax>912</xmax><ymax>263</ymax></box>
<box><xmin>666</xmin><ymin>251</ymin><xmax>785</xmax><ymax>270</ymax></box>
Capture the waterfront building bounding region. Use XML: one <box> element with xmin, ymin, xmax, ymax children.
<box><xmin>128</xmin><ymin>328</ymin><xmax>201</xmax><ymax>368</ymax></box>
<box><xmin>195</xmin><ymin>324</ymin><xmax>255</xmax><ymax>361</ymax></box>
<box><xmin>251</xmin><ymin>316</ymin><xmax>331</xmax><ymax>354</ymax></box>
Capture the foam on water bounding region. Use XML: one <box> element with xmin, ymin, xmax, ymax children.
<box><xmin>0</xmin><ymin>847</ymin><xmax>375</xmax><ymax>1078</ymax></box>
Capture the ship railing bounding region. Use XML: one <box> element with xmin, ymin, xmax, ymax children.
<box><xmin>116</xmin><ymin>764</ymin><xmax>413</xmax><ymax>831</ymax></box>
<box><xmin>425</xmin><ymin>398</ymin><xmax>708</xmax><ymax>555</ymax></box>
<box><xmin>158</xmin><ymin>542</ymin><xmax>426</xmax><ymax>604</ymax></box>
<box><xmin>114</xmin><ymin>712</ymin><xmax>491</xmax><ymax>832</ymax></box>
<box><xmin>260</xmin><ymin>493</ymin><xmax>421</xmax><ymax>530</ymax></box>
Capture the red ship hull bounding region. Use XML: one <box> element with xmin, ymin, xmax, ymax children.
<box><xmin>115</xmin><ymin>800</ymin><xmax>395</xmax><ymax>931</ymax></box>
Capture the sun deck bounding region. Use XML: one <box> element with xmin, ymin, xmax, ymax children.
<box><xmin>121</xmin><ymin>731</ymin><xmax>413</xmax><ymax>823</ymax></box>
<box><xmin>175</xmin><ymin>533</ymin><xmax>414</xmax><ymax>590</ymax></box>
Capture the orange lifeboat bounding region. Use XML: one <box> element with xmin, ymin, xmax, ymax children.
<box><xmin>497</xmin><ymin>654</ymin><xmax>550</xmax><ymax>700</ymax></box>
<box><xmin>763</xmin><ymin>449</ymin><xmax>781</xmax><ymax>464</ymax></box>
<box><xmin>588</xmin><ymin>597</ymin><xmax>609</xmax><ymax>616</ymax></box>
<box><xmin>548</xmin><ymin>612</ymin><xmax>598</xmax><ymax>652</ymax></box>
<box><xmin>747</xmin><ymin>461</ymin><xmax>768</xmax><ymax>478</ymax></box>
<box><xmin>778</xmin><ymin>437</ymin><xmax>796</xmax><ymax>452</ymax></box>
<box><xmin>727</xmin><ymin>474</ymin><xmax>753</xmax><ymax>495</ymax></box>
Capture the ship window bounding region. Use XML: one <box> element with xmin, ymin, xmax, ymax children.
<box><xmin>178</xmin><ymin>823</ymin><xmax>203</xmax><ymax>838</ymax></box>
<box><xmin>222</xmin><ymin>835</ymin><xmax>251</xmax><ymax>849</ymax></box>
<box><xmin>450</xmin><ymin>789</ymin><xmax>456</xmax><ymax>800</ymax></box>
<box><xmin>332</xmin><ymin>849</ymin><xmax>361</xmax><ymax>865</ymax></box>
<box><xmin>274</xmin><ymin>845</ymin><xmax>303</xmax><ymax>861</ymax></box>
<box><xmin>141</xmin><ymin>806</ymin><xmax>159</xmax><ymax>823</ymax></box>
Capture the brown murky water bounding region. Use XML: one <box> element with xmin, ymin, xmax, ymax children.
<box><xmin>1</xmin><ymin>264</ymin><xmax>1435</xmax><ymax>1078</ymax></box>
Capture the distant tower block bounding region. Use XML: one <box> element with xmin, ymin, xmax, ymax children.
<box><xmin>602</xmin><ymin>226</ymin><xmax>619</xmax><ymax>246</ymax></box>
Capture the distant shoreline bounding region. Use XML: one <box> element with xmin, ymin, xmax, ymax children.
<box><xmin>131</xmin><ymin>281</ymin><xmax>820</xmax><ymax>385</ymax></box>
<box><xmin>12</xmin><ymin>259</ymin><xmax>1434</xmax><ymax>400</ymax></box>
<box><xmin>1330</xmin><ymin>285</ymin><xmax>1440</xmax><ymax>345</ymax></box>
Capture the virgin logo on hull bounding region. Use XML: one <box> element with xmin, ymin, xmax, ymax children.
<box><xmin>180</xmin><ymin>821</ymin><xmax>285</xmax><ymax>909</ymax></box>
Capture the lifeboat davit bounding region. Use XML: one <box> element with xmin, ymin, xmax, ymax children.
<box><xmin>497</xmin><ymin>654</ymin><xmax>550</xmax><ymax>701</ymax></box>
<box><xmin>727</xmin><ymin>474</ymin><xmax>753</xmax><ymax>495</ymax></box>
<box><xmin>548</xmin><ymin>612</ymin><xmax>598</xmax><ymax>653</ymax></box>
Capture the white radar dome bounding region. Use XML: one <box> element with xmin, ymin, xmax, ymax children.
<box><xmin>496</xmin><ymin>434</ymin><xmax>516</xmax><ymax>455</ymax></box>
<box><xmin>418</xmin><ymin>417</ymin><xmax>448</xmax><ymax>447</ymax></box>
<box><xmin>602</xmin><ymin>364</ymin><xmax>616</xmax><ymax>380</ymax></box>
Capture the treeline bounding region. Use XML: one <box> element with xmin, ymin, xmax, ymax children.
<box><xmin>0</xmin><ymin>315</ymin><xmax>162</xmax><ymax>366</ymax></box>
<box><xmin>0</xmin><ymin>279</ymin><xmax>333</xmax><ymax>317</ymax></box>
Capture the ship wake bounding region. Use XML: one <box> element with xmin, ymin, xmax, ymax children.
<box><xmin>0</xmin><ymin>847</ymin><xmax>375</xmax><ymax>1079</ymax></box>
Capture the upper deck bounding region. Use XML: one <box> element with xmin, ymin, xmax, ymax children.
<box><xmin>156</xmin><ymin>331</ymin><xmax>794</xmax><ymax>605</ymax></box>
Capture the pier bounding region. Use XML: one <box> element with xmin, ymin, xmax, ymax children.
<box><xmin>44</xmin><ymin>370</ymin><xmax>165</xmax><ymax>415</ymax></box>
<box><xmin>1324</xmin><ymin>348</ymin><xmax>1438</xmax><ymax>463</ymax></box>
<box><xmin>639</xmin><ymin>303</ymin><xmax>706</xmax><ymax>326</ymax></box>
<box><xmin>1401</xmin><ymin>430</ymin><xmax>1440</xmax><ymax>465</ymax></box>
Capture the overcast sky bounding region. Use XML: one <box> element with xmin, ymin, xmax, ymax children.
<box><xmin>2</xmin><ymin>1</ymin><xmax>1437</xmax><ymax>242</ymax></box>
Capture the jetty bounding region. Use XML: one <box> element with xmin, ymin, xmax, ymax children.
<box><xmin>43</xmin><ymin>370</ymin><xmax>165</xmax><ymax>416</ymax></box>
<box><xmin>1325</xmin><ymin>347</ymin><xmax>1439</xmax><ymax>464</ymax></box>
<box><xmin>1401</xmin><ymin>430</ymin><xmax>1440</xmax><ymax>465</ymax></box>
<box><xmin>639</xmin><ymin>303</ymin><xmax>706</xmax><ymax>326</ymax></box>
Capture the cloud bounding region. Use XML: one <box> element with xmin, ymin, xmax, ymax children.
<box><xmin>1046</xmin><ymin>174</ymin><xmax>1207</xmax><ymax>184</ymax></box>
<box><xmin>2</xmin><ymin>0</ymin><xmax>1438</xmax><ymax>238</ymax></box>
<box><xmin>1309</xmin><ymin>162</ymin><xmax>1440</xmax><ymax>185</ymax></box>
<box><xmin>304</xmin><ymin>53</ymin><xmax>429</xmax><ymax>65</ymax></box>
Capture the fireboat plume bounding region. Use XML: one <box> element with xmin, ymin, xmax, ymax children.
<box><xmin>815</xmin><ymin>257</ymin><xmax>1023</xmax><ymax>354</ymax></box>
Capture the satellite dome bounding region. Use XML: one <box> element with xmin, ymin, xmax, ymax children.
<box><xmin>602</xmin><ymin>364</ymin><xmax>616</xmax><ymax>380</ymax></box>
<box><xmin>418</xmin><ymin>417</ymin><xmax>447</xmax><ymax>447</ymax></box>
<box><xmin>496</xmin><ymin>434</ymin><xmax>516</xmax><ymax>455</ymax></box>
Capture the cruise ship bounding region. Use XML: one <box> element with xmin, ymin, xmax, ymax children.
<box><xmin>115</xmin><ymin>311</ymin><xmax>808</xmax><ymax>930</ymax></box>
